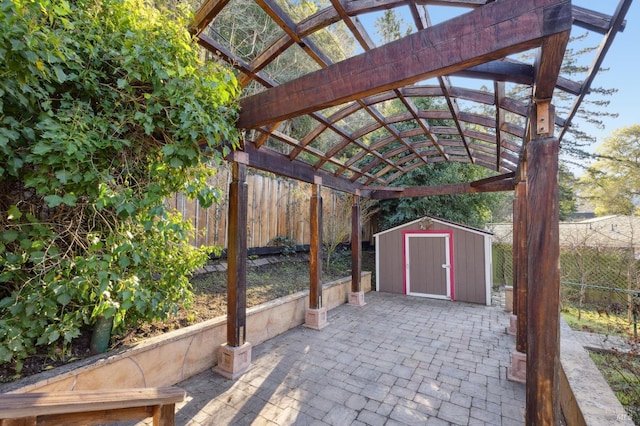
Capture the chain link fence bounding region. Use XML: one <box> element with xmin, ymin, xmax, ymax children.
<box><xmin>491</xmin><ymin>219</ymin><xmax>640</xmax><ymax>422</ymax></box>
<box><xmin>493</xmin><ymin>243</ymin><xmax>640</xmax><ymax>337</ymax></box>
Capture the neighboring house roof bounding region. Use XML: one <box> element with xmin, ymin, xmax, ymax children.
<box><xmin>488</xmin><ymin>215</ymin><xmax>640</xmax><ymax>249</ymax></box>
<box><xmin>374</xmin><ymin>216</ymin><xmax>493</xmax><ymax>238</ymax></box>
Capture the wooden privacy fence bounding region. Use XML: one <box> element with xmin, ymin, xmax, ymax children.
<box><xmin>167</xmin><ymin>166</ymin><xmax>372</xmax><ymax>250</ymax></box>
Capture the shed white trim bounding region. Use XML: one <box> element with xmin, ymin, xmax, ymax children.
<box><xmin>484</xmin><ymin>233</ymin><xmax>493</xmax><ymax>306</ymax></box>
<box><xmin>373</xmin><ymin>216</ymin><xmax>492</xmax><ymax>238</ymax></box>
<box><xmin>374</xmin><ymin>234</ymin><xmax>380</xmax><ymax>292</ymax></box>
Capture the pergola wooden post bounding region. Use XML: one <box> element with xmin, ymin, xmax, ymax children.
<box><xmin>515</xmin><ymin>181</ymin><xmax>528</xmax><ymax>355</ymax></box>
<box><xmin>304</xmin><ymin>179</ymin><xmax>328</xmax><ymax>329</ymax></box>
<box><xmin>508</xmin><ymin>180</ymin><xmax>527</xmax><ymax>383</ymax></box>
<box><xmin>348</xmin><ymin>193</ymin><xmax>365</xmax><ymax>306</ymax></box>
<box><xmin>525</xmin><ymin>101</ymin><xmax>561</xmax><ymax>425</ymax></box>
<box><xmin>214</xmin><ymin>158</ymin><xmax>252</xmax><ymax>380</ymax></box>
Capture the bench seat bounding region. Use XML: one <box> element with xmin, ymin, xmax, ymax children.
<box><xmin>0</xmin><ymin>387</ymin><xmax>185</xmax><ymax>426</ymax></box>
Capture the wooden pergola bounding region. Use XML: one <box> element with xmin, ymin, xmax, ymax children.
<box><xmin>190</xmin><ymin>0</ymin><xmax>632</xmax><ymax>423</ymax></box>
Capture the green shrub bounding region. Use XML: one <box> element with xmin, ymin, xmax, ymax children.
<box><xmin>268</xmin><ymin>235</ymin><xmax>297</xmax><ymax>256</ymax></box>
<box><xmin>0</xmin><ymin>0</ymin><xmax>239</xmax><ymax>372</ymax></box>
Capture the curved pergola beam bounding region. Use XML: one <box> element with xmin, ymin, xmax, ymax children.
<box><xmin>238</xmin><ymin>0</ymin><xmax>572</xmax><ymax>129</ymax></box>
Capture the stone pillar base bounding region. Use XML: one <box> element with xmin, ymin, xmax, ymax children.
<box><xmin>505</xmin><ymin>286</ymin><xmax>513</xmax><ymax>312</ymax></box>
<box><xmin>506</xmin><ymin>314</ymin><xmax>517</xmax><ymax>335</ymax></box>
<box><xmin>348</xmin><ymin>291</ymin><xmax>366</xmax><ymax>306</ymax></box>
<box><xmin>213</xmin><ymin>342</ymin><xmax>252</xmax><ymax>380</ymax></box>
<box><xmin>507</xmin><ymin>350</ymin><xmax>526</xmax><ymax>383</ymax></box>
<box><xmin>304</xmin><ymin>307</ymin><xmax>328</xmax><ymax>330</ymax></box>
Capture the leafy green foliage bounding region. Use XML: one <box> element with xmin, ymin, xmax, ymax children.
<box><xmin>590</xmin><ymin>349</ymin><xmax>640</xmax><ymax>424</ymax></box>
<box><xmin>0</xmin><ymin>0</ymin><xmax>239</xmax><ymax>371</ymax></box>
<box><xmin>579</xmin><ymin>125</ymin><xmax>640</xmax><ymax>215</ymax></box>
<box><xmin>375</xmin><ymin>9</ymin><xmax>412</xmax><ymax>44</ymax></box>
<box><xmin>558</xmin><ymin>163</ymin><xmax>578</xmax><ymax>220</ymax></box>
<box><xmin>268</xmin><ymin>235</ymin><xmax>297</xmax><ymax>257</ymax></box>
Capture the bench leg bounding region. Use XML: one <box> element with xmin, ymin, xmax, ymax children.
<box><xmin>153</xmin><ymin>404</ymin><xmax>176</xmax><ymax>426</ymax></box>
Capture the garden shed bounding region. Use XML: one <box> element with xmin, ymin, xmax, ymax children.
<box><xmin>374</xmin><ymin>216</ymin><xmax>492</xmax><ymax>305</ymax></box>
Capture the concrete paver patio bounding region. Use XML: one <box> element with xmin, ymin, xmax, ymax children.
<box><xmin>138</xmin><ymin>292</ymin><xmax>525</xmax><ymax>425</ymax></box>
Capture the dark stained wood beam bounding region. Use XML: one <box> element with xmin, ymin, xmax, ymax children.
<box><xmin>247</xmin><ymin>35</ymin><xmax>295</xmax><ymax>76</ymax></box>
<box><xmin>330</xmin><ymin>0</ymin><xmax>375</xmax><ymax>51</ymax></box>
<box><xmin>451</xmin><ymin>60</ymin><xmax>533</xmax><ymax>85</ymax></box>
<box><xmin>253</xmin><ymin>123</ymin><xmax>281</xmax><ymax>149</ymax></box>
<box><xmin>228</xmin><ymin>141</ymin><xmax>363</xmax><ymax>195</ymax></box>
<box><xmin>309</xmin><ymin>183</ymin><xmax>323</xmax><ymax>309</ymax></box>
<box><xmin>351</xmin><ymin>195</ymin><xmax>362</xmax><ymax>293</ymax></box>
<box><xmin>526</xmin><ymin>136</ymin><xmax>561</xmax><ymax>425</ymax></box>
<box><xmin>470</xmin><ymin>142</ymin><xmax>496</xmax><ymax>156</ymax></box>
<box><xmin>400</xmin><ymin>56</ymin><xmax>576</xmax><ymax>101</ymax></box>
<box><xmin>464</xmin><ymin>129</ymin><xmax>494</xmax><ymax>144</ymax></box>
<box><xmin>514</xmin><ymin>181</ymin><xmax>527</xmax><ymax>354</ymax></box>
<box><xmin>256</xmin><ymin>0</ymin><xmax>333</xmax><ymax>67</ymax></box>
<box><xmin>226</xmin><ymin>162</ymin><xmax>248</xmax><ymax>348</ymax></box>
<box><xmin>459</xmin><ymin>111</ymin><xmax>493</xmax><ymax>128</ymax></box>
<box><xmin>238</xmin><ymin>0</ymin><xmax>572</xmax><ymax>129</ymax></box>
<box><xmin>572</xmin><ymin>5</ymin><xmax>627</xmax><ymax>34</ymax></box>
<box><xmin>197</xmin><ymin>34</ymin><xmax>277</xmax><ymax>89</ymax></box>
<box><xmin>447</xmin><ymin>86</ymin><xmax>493</xmax><ymax>105</ymax></box>
<box><xmin>494</xmin><ymin>82</ymin><xmax>506</xmax><ymax>172</ymax></box>
<box><xmin>470</xmin><ymin>172</ymin><xmax>515</xmax><ymax>187</ymax></box>
<box><xmin>533</xmin><ymin>29</ymin><xmax>571</xmax><ymax>102</ymax></box>
<box><xmin>524</xmin><ymin>100</ymin><xmax>560</xmax><ymax>423</ymax></box>
<box><xmin>191</xmin><ymin>0</ymin><xmax>231</xmax><ymax>35</ymax></box>
<box><xmin>364</xmin><ymin>177</ymin><xmax>515</xmax><ymax>199</ymax></box>
<box><xmin>439</xmin><ymin>75</ymin><xmax>473</xmax><ymax>162</ymax></box>
<box><xmin>501</xmin><ymin>149</ymin><xmax>520</xmax><ymax>165</ymax></box>
<box><xmin>360</xmin><ymin>185</ymin><xmax>404</xmax><ymax>192</ymax></box>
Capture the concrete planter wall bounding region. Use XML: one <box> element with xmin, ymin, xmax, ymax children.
<box><xmin>4</xmin><ymin>273</ymin><xmax>371</xmax><ymax>394</ymax></box>
<box><xmin>559</xmin><ymin>319</ymin><xmax>634</xmax><ymax>426</ymax></box>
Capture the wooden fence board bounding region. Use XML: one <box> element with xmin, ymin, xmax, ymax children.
<box><xmin>185</xmin><ymin>197</ymin><xmax>197</xmax><ymax>246</ymax></box>
<box><xmin>207</xmin><ymin>199</ymin><xmax>216</xmax><ymax>247</ymax></box>
<box><xmin>247</xmin><ymin>174</ymin><xmax>255</xmax><ymax>247</ymax></box>
<box><xmin>283</xmin><ymin>181</ymin><xmax>292</xmax><ymax>241</ymax></box>
<box><xmin>276</xmin><ymin>180</ymin><xmax>286</xmax><ymax>238</ymax></box>
<box><xmin>167</xmin><ymin>168</ymin><xmax>361</xmax><ymax>250</ymax></box>
<box><xmin>259</xmin><ymin>176</ymin><xmax>268</xmax><ymax>247</ymax></box>
<box><xmin>197</xmin><ymin>198</ymin><xmax>208</xmax><ymax>247</ymax></box>
<box><xmin>269</xmin><ymin>178</ymin><xmax>278</xmax><ymax>245</ymax></box>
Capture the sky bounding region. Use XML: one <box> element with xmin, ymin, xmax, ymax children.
<box><xmin>578</xmin><ymin>0</ymin><xmax>640</xmax><ymax>145</ymax></box>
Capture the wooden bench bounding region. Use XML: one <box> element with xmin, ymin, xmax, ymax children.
<box><xmin>0</xmin><ymin>387</ymin><xmax>185</xmax><ymax>426</ymax></box>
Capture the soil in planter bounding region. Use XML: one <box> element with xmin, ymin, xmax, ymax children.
<box><xmin>0</xmin><ymin>250</ymin><xmax>375</xmax><ymax>383</ymax></box>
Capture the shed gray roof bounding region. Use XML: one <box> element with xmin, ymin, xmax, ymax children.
<box><xmin>374</xmin><ymin>216</ymin><xmax>493</xmax><ymax>238</ymax></box>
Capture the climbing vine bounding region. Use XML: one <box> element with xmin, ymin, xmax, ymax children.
<box><xmin>0</xmin><ymin>0</ymin><xmax>239</xmax><ymax>373</ymax></box>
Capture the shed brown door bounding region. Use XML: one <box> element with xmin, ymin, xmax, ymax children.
<box><xmin>404</xmin><ymin>232</ymin><xmax>452</xmax><ymax>299</ymax></box>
